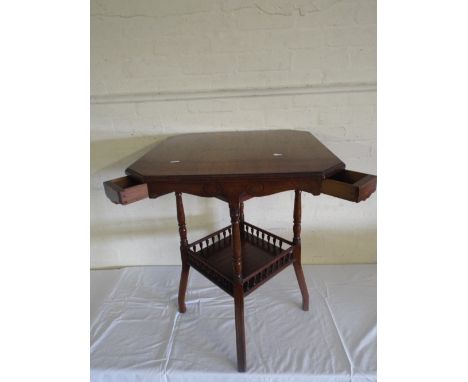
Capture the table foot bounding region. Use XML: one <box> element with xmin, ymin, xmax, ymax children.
<box><xmin>293</xmin><ymin>262</ymin><xmax>309</xmax><ymax>311</ymax></box>
<box><xmin>178</xmin><ymin>264</ymin><xmax>190</xmax><ymax>313</ymax></box>
<box><xmin>234</xmin><ymin>284</ymin><xmax>246</xmax><ymax>372</ymax></box>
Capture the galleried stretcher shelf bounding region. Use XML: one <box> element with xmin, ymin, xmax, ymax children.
<box><xmin>103</xmin><ymin>130</ymin><xmax>377</xmax><ymax>372</ymax></box>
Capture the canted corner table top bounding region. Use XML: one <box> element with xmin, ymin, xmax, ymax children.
<box><xmin>126</xmin><ymin>130</ymin><xmax>345</xmax><ymax>180</ymax></box>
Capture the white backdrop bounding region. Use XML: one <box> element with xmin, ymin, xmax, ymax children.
<box><xmin>91</xmin><ymin>264</ymin><xmax>377</xmax><ymax>381</ymax></box>
<box><xmin>91</xmin><ymin>0</ymin><xmax>377</xmax><ymax>268</ymax></box>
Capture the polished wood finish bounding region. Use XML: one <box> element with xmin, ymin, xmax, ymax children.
<box><xmin>176</xmin><ymin>192</ymin><xmax>190</xmax><ymax>313</ymax></box>
<box><xmin>127</xmin><ymin>130</ymin><xmax>344</xmax><ymax>178</ymax></box>
<box><xmin>103</xmin><ymin>176</ymin><xmax>148</xmax><ymax>205</ymax></box>
<box><xmin>125</xmin><ymin>130</ymin><xmax>343</xmax><ymax>201</ymax></box>
<box><xmin>102</xmin><ymin>130</ymin><xmax>377</xmax><ymax>372</ymax></box>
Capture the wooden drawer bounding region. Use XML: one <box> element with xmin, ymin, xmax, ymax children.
<box><xmin>103</xmin><ymin>176</ymin><xmax>148</xmax><ymax>205</ymax></box>
<box><xmin>321</xmin><ymin>170</ymin><xmax>377</xmax><ymax>203</ymax></box>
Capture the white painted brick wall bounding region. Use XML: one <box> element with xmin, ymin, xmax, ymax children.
<box><xmin>91</xmin><ymin>0</ymin><xmax>376</xmax><ymax>268</ymax></box>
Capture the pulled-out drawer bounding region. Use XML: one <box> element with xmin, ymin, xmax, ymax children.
<box><xmin>321</xmin><ymin>170</ymin><xmax>377</xmax><ymax>203</ymax></box>
<box><xmin>103</xmin><ymin>176</ymin><xmax>148</xmax><ymax>205</ymax></box>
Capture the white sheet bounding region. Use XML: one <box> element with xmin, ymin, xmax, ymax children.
<box><xmin>91</xmin><ymin>265</ymin><xmax>376</xmax><ymax>382</ymax></box>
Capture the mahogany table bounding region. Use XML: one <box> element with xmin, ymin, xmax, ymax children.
<box><xmin>103</xmin><ymin>130</ymin><xmax>377</xmax><ymax>372</ymax></box>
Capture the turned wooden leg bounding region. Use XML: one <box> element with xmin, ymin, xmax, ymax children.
<box><xmin>230</xmin><ymin>201</ymin><xmax>247</xmax><ymax>372</ymax></box>
<box><xmin>239</xmin><ymin>201</ymin><xmax>245</xmax><ymax>238</ymax></box>
<box><xmin>176</xmin><ymin>192</ymin><xmax>190</xmax><ymax>313</ymax></box>
<box><xmin>293</xmin><ymin>190</ymin><xmax>309</xmax><ymax>311</ymax></box>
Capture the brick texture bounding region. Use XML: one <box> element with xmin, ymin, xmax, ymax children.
<box><xmin>91</xmin><ymin>0</ymin><xmax>376</xmax><ymax>268</ymax></box>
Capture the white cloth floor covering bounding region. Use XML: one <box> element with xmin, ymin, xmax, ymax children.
<box><xmin>91</xmin><ymin>264</ymin><xmax>376</xmax><ymax>382</ymax></box>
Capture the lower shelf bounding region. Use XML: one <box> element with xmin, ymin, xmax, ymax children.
<box><xmin>187</xmin><ymin>222</ymin><xmax>295</xmax><ymax>297</ymax></box>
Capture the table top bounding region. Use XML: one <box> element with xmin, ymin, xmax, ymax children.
<box><xmin>126</xmin><ymin>130</ymin><xmax>344</xmax><ymax>180</ymax></box>
<box><xmin>105</xmin><ymin>129</ymin><xmax>375</xmax><ymax>204</ymax></box>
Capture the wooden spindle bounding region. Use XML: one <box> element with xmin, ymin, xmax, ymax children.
<box><xmin>176</xmin><ymin>192</ymin><xmax>190</xmax><ymax>313</ymax></box>
<box><xmin>229</xmin><ymin>200</ymin><xmax>246</xmax><ymax>372</ymax></box>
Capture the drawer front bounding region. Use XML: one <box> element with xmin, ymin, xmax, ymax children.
<box><xmin>103</xmin><ymin>176</ymin><xmax>148</xmax><ymax>205</ymax></box>
<box><xmin>321</xmin><ymin>170</ymin><xmax>377</xmax><ymax>203</ymax></box>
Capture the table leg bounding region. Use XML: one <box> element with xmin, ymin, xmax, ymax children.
<box><xmin>230</xmin><ymin>201</ymin><xmax>247</xmax><ymax>372</ymax></box>
<box><xmin>240</xmin><ymin>201</ymin><xmax>245</xmax><ymax>238</ymax></box>
<box><xmin>293</xmin><ymin>190</ymin><xmax>309</xmax><ymax>311</ymax></box>
<box><xmin>176</xmin><ymin>192</ymin><xmax>190</xmax><ymax>313</ymax></box>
